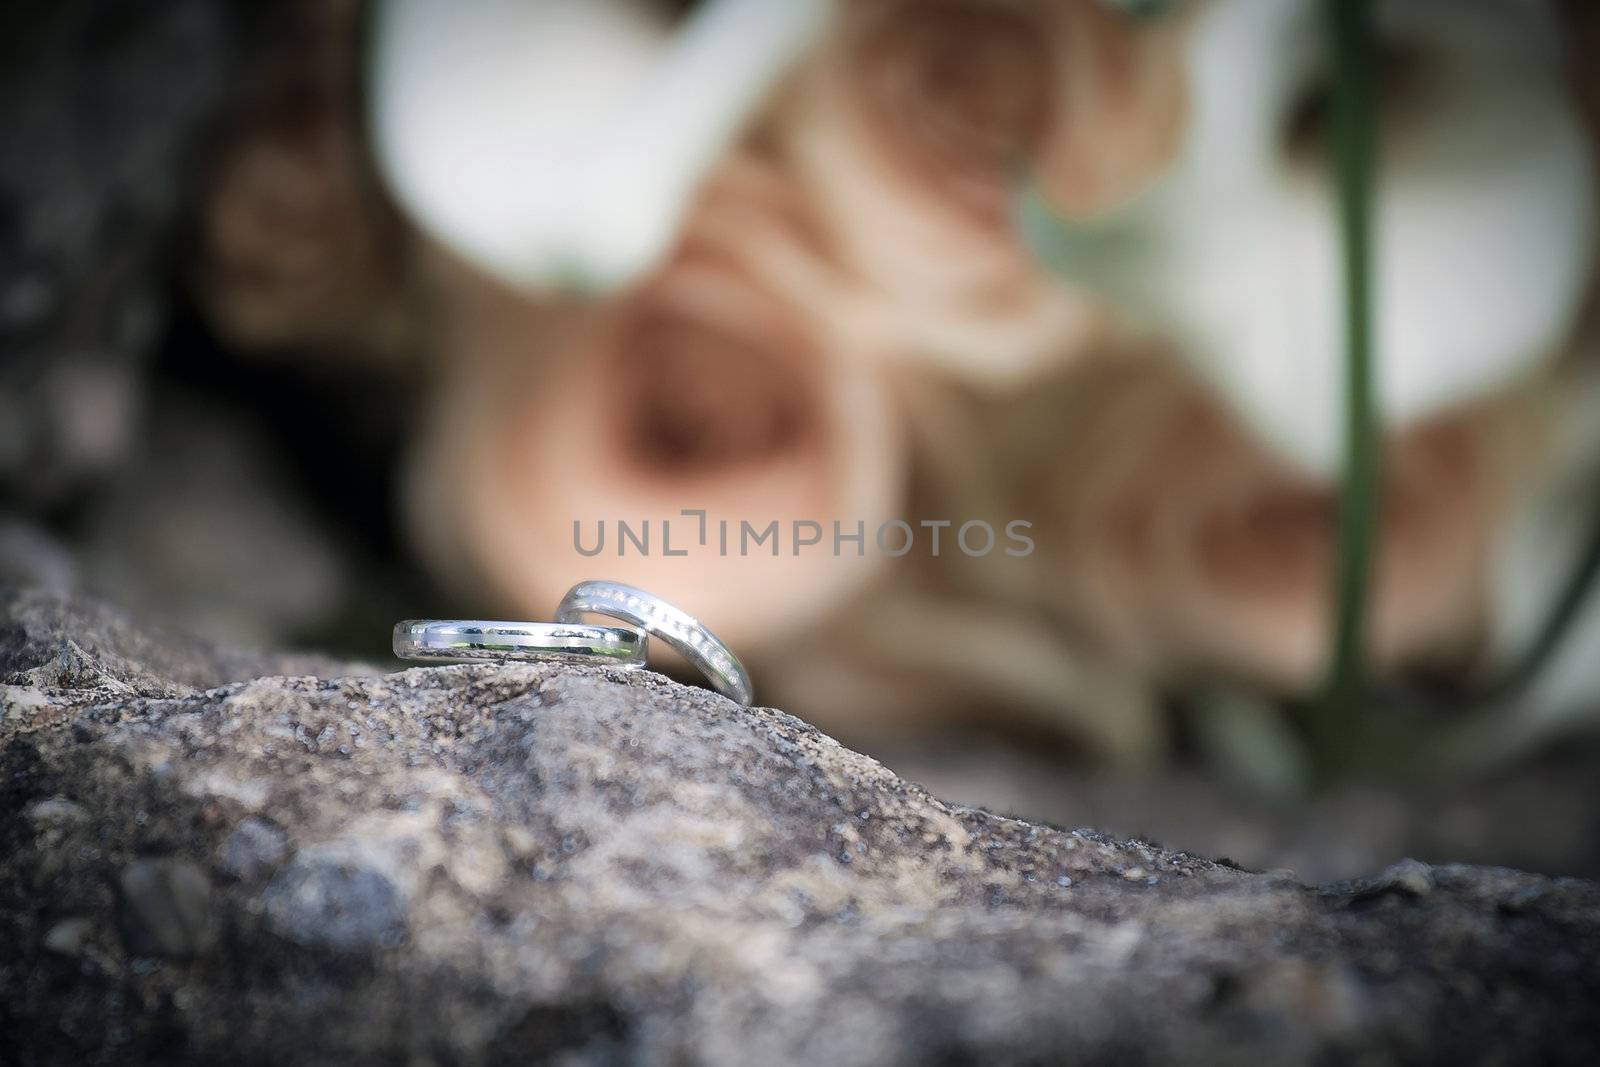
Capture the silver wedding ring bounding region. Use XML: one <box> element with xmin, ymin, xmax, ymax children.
<box><xmin>554</xmin><ymin>580</ymin><xmax>753</xmax><ymax>706</ymax></box>
<box><xmin>393</xmin><ymin>619</ymin><xmax>647</xmax><ymax>666</ymax></box>
<box><xmin>393</xmin><ymin>582</ymin><xmax>751</xmax><ymax>706</ymax></box>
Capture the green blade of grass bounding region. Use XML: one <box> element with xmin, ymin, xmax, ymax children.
<box><xmin>1316</xmin><ymin>0</ymin><xmax>1380</xmax><ymax>772</ymax></box>
<box><xmin>1483</xmin><ymin>499</ymin><xmax>1600</xmax><ymax>704</ymax></box>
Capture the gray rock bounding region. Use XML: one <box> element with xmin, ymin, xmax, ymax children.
<box><xmin>116</xmin><ymin>859</ymin><xmax>214</xmax><ymax>959</ymax></box>
<box><xmin>42</xmin><ymin>917</ymin><xmax>93</xmax><ymax>957</ymax></box>
<box><xmin>217</xmin><ymin>816</ymin><xmax>289</xmax><ymax>883</ymax></box>
<box><xmin>24</xmin><ymin>796</ymin><xmax>87</xmax><ymax>826</ymax></box>
<box><xmin>2</xmin><ymin>590</ymin><xmax>1599</xmax><ymax>1064</ymax></box>
<box><xmin>0</xmin><ymin>586</ymin><xmax>368</xmax><ymax>698</ymax></box>
<box><xmin>263</xmin><ymin>852</ymin><xmax>406</xmax><ymax>952</ymax></box>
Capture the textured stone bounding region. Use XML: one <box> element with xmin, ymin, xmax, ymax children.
<box><xmin>116</xmin><ymin>858</ymin><xmax>214</xmax><ymax>959</ymax></box>
<box><xmin>2</xmin><ymin>590</ymin><xmax>1599</xmax><ymax>1064</ymax></box>
<box><xmin>216</xmin><ymin>816</ymin><xmax>289</xmax><ymax>883</ymax></box>
<box><xmin>0</xmin><ymin>587</ymin><xmax>362</xmax><ymax>698</ymax></box>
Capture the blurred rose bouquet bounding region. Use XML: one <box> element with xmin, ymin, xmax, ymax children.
<box><xmin>197</xmin><ymin>0</ymin><xmax>1600</xmax><ymax>774</ymax></box>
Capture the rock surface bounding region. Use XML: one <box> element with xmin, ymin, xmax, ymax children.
<box><xmin>2</xmin><ymin>590</ymin><xmax>1599</xmax><ymax>1065</ymax></box>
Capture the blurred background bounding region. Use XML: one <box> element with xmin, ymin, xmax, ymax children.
<box><xmin>4</xmin><ymin>0</ymin><xmax>1600</xmax><ymax>881</ymax></box>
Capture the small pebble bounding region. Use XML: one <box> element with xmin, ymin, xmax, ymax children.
<box><xmin>263</xmin><ymin>855</ymin><xmax>407</xmax><ymax>952</ymax></box>
<box><xmin>218</xmin><ymin>817</ymin><xmax>290</xmax><ymax>882</ymax></box>
<box><xmin>44</xmin><ymin>917</ymin><xmax>93</xmax><ymax>956</ymax></box>
<box><xmin>117</xmin><ymin>858</ymin><xmax>214</xmax><ymax>958</ymax></box>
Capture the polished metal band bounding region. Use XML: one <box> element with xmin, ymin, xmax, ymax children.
<box><xmin>554</xmin><ymin>580</ymin><xmax>753</xmax><ymax>705</ymax></box>
<box><xmin>392</xmin><ymin>619</ymin><xmax>647</xmax><ymax>666</ymax></box>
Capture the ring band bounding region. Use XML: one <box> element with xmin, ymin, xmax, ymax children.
<box><xmin>393</xmin><ymin>620</ymin><xmax>647</xmax><ymax>666</ymax></box>
<box><xmin>554</xmin><ymin>580</ymin><xmax>753</xmax><ymax>705</ymax></box>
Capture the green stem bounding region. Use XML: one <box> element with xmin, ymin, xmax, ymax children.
<box><xmin>1424</xmin><ymin>502</ymin><xmax>1600</xmax><ymax>779</ymax></box>
<box><xmin>1482</xmin><ymin>498</ymin><xmax>1600</xmax><ymax>704</ymax></box>
<box><xmin>1317</xmin><ymin>0</ymin><xmax>1380</xmax><ymax>770</ymax></box>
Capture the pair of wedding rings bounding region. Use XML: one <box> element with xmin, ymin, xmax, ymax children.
<box><xmin>392</xmin><ymin>579</ymin><xmax>752</xmax><ymax>706</ymax></box>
